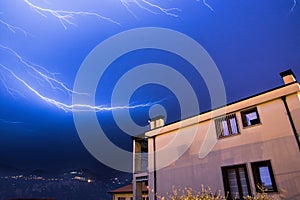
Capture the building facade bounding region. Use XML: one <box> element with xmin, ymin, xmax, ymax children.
<box><xmin>133</xmin><ymin>70</ymin><xmax>300</xmax><ymax>200</ymax></box>
<box><xmin>109</xmin><ymin>183</ymin><xmax>148</xmax><ymax>200</ymax></box>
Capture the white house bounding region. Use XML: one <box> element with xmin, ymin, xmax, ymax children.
<box><xmin>133</xmin><ymin>69</ymin><xmax>300</xmax><ymax>200</ymax></box>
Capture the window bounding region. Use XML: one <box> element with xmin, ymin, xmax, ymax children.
<box><xmin>215</xmin><ymin>113</ymin><xmax>239</xmax><ymax>138</ymax></box>
<box><xmin>117</xmin><ymin>197</ymin><xmax>126</xmax><ymax>200</ymax></box>
<box><xmin>222</xmin><ymin>164</ymin><xmax>251</xmax><ymax>200</ymax></box>
<box><xmin>251</xmin><ymin>161</ymin><xmax>277</xmax><ymax>192</ymax></box>
<box><xmin>241</xmin><ymin>107</ymin><xmax>261</xmax><ymax>127</ymax></box>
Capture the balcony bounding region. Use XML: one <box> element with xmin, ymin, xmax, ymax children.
<box><xmin>134</xmin><ymin>138</ymin><xmax>148</xmax><ymax>174</ymax></box>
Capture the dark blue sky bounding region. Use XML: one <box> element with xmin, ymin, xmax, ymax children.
<box><xmin>0</xmin><ymin>0</ymin><xmax>299</xmax><ymax>172</ymax></box>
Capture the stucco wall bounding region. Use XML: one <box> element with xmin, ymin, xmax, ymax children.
<box><xmin>286</xmin><ymin>93</ymin><xmax>300</xmax><ymax>142</ymax></box>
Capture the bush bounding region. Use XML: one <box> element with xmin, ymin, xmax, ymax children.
<box><xmin>158</xmin><ymin>185</ymin><xmax>225</xmax><ymax>200</ymax></box>
<box><xmin>158</xmin><ymin>185</ymin><xmax>285</xmax><ymax>200</ymax></box>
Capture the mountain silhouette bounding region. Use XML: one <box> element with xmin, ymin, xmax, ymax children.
<box><xmin>0</xmin><ymin>162</ymin><xmax>18</xmax><ymax>175</ymax></box>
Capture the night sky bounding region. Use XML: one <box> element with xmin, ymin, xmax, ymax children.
<box><xmin>0</xmin><ymin>0</ymin><xmax>300</xmax><ymax>173</ymax></box>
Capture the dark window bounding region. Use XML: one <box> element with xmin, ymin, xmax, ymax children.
<box><xmin>251</xmin><ymin>161</ymin><xmax>277</xmax><ymax>192</ymax></box>
<box><xmin>118</xmin><ymin>197</ymin><xmax>126</xmax><ymax>200</ymax></box>
<box><xmin>241</xmin><ymin>107</ymin><xmax>261</xmax><ymax>127</ymax></box>
<box><xmin>222</xmin><ymin>164</ymin><xmax>251</xmax><ymax>200</ymax></box>
<box><xmin>215</xmin><ymin>113</ymin><xmax>239</xmax><ymax>138</ymax></box>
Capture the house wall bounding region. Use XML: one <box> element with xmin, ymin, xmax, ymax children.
<box><xmin>113</xmin><ymin>193</ymin><xmax>148</xmax><ymax>200</ymax></box>
<box><xmin>147</xmin><ymin>88</ymin><xmax>300</xmax><ymax>199</ymax></box>
<box><xmin>113</xmin><ymin>193</ymin><xmax>133</xmax><ymax>200</ymax></box>
<box><xmin>286</xmin><ymin>93</ymin><xmax>300</xmax><ymax>143</ymax></box>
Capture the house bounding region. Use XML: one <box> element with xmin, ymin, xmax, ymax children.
<box><xmin>133</xmin><ymin>69</ymin><xmax>300</xmax><ymax>200</ymax></box>
<box><xmin>109</xmin><ymin>182</ymin><xmax>148</xmax><ymax>200</ymax></box>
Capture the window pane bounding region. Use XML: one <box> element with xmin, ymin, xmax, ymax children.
<box><xmin>230</xmin><ymin>118</ymin><xmax>238</xmax><ymax>134</ymax></box>
<box><xmin>241</xmin><ymin>107</ymin><xmax>260</xmax><ymax>127</ymax></box>
<box><xmin>223</xmin><ymin>165</ymin><xmax>251</xmax><ymax>200</ymax></box>
<box><xmin>251</xmin><ymin>161</ymin><xmax>277</xmax><ymax>193</ymax></box>
<box><xmin>248</xmin><ymin>112</ymin><xmax>259</xmax><ymax>125</ymax></box>
<box><xmin>259</xmin><ymin>166</ymin><xmax>273</xmax><ymax>189</ymax></box>
<box><xmin>222</xmin><ymin>120</ymin><xmax>229</xmax><ymax>136</ymax></box>
<box><xmin>216</xmin><ymin>114</ymin><xmax>239</xmax><ymax>138</ymax></box>
<box><xmin>227</xmin><ymin>169</ymin><xmax>239</xmax><ymax>199</ymax></box>
<box><xmin>239</xmin><ymin>167</ymin><xmax>249</xmax><ymax>197</ymax></box>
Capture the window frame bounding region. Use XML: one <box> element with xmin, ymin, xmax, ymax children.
<box><xmin>215</xmin><ymin>113</ymin><xmax>240</xmax><ymax>138</ymax></box>
<box><xmin>241</xmin><ymin>107</ymin><xmax>261</xmax><ymax>128</ymax></box>
<box><xmin>221</xmin><ymin>164</ymin><xmax>251</xmax><ymax>200</ymax></box>
<box><xmin>251</xmin><ymin>160</ymin><xmax>278</xmax><ymax>193</ymax></box>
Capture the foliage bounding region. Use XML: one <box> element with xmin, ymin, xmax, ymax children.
<box><xmin>158</xmin><ymin>185</ymin><xmax>226</xmax><ymax>200</ymax></box>
<box><xmin>158</xmin><ymin>185</ymin><xmax>286</xmax><ymax>200</ymax></box>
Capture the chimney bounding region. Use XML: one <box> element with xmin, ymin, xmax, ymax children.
<box><xmin>149</xmin><ymin>116</ymin><xmax>165</xmax><ymax>130</ymax></box>
<box><xmin>280</xmin><ymin>69</ymin><xmax>296</xmax><ymax>85</ymax></box>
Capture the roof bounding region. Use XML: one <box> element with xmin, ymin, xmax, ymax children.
<box><xmin>109</xmin><ymin>183</ymin><xmax>148</xmax><ymax>194</ymax></box>
<box><xmin>146</xmin><ymin>81</ymin><xmax>300</xmax><ymax>138</ymax></box>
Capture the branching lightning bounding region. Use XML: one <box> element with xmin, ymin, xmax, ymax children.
<box><xmin>23</xmin><ymin>0</ymin><xmax>121</xmax><ymax>28</ymax></box>
<box><xmin>1</xmin><ymin>0</ymin><xmax>296</xmax><ymax>114</ymax></box>
<box><xmin>0</xmin><ymin>63</ymin><xmax>152</xmax><ymax>112</ymax></box>
<box><xmin>0</xmin><ymin>45</ymin><xmax>152</xmax><ymax>112</ymax></box>
<box><xmin>120</xmin><ymin>0</ymin><xmax>180</xmax><ymax>17</ymax></box>
<box><xmin>0</xmin><ymin>45</ymin><xmax>83</xmax><ymax>96</ymax></box>
<box><xmin>0</xmin><ymin>19</ymin><xmax>28</xmax><ymax>36</ymax></box>
<box><xmin>0</xmin><ymin>71</ymin><xmax>26</xmax><ymax>98</ymax></box>
<box><xmin>0</xmin><ymin>1</ymin><xmax>172</xmax><ymax>114</ymax></box>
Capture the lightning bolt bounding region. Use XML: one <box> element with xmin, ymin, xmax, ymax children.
<box><xmin>196</xmin><ymin>0</ymin><xmax>214</xmax><ymax>12</ymax></box>
<box><xmin>0</xmin><ymin>0</ymin><xmax>179</xmax><ymax>115</ymax></box>
<box><xmin>0</xmin><ymin>45</ymin><xmax>84</xmax><ymax>96</ymax></box>
<box><xmin>23</xmin><ymin>0</ymin><xmax>121</xmax><ymax>29</ymax></box>
<box><xmin>0</xmin><ymin>45</ymin><xmax>153</xmax><ymax>112</ymax></box>
<box><xmin>0</xmin><ymin>71</ymin><xmax>26</xmax><ymax>98</ymax></box>
<box><xmin>0</xmin><ymin>19</ymin><xmax>28</xmax><ymax>36</ymax></box>
<box><xmin>120</xmin><ymin>0</ymin><xmax>180</xmax><ymax>18</ymax></box>
<box><xmin>290</xmin><ymin>0</ymin><xmax>297</xmax><ymax>12</ymax></box>
<box><xmin>202</xmin><ymin>0</ymin><xmax>214</xmax><ymax>12</ymax></box>
<box><xmin>0</xmin><ymin>63</ymin><xmax>152</xmax><ymax>112</ymax></box>
<box><xmin>4</xmin><ymin>0</ymin><xmax>294</xmax><ymax>114</ymax></box>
